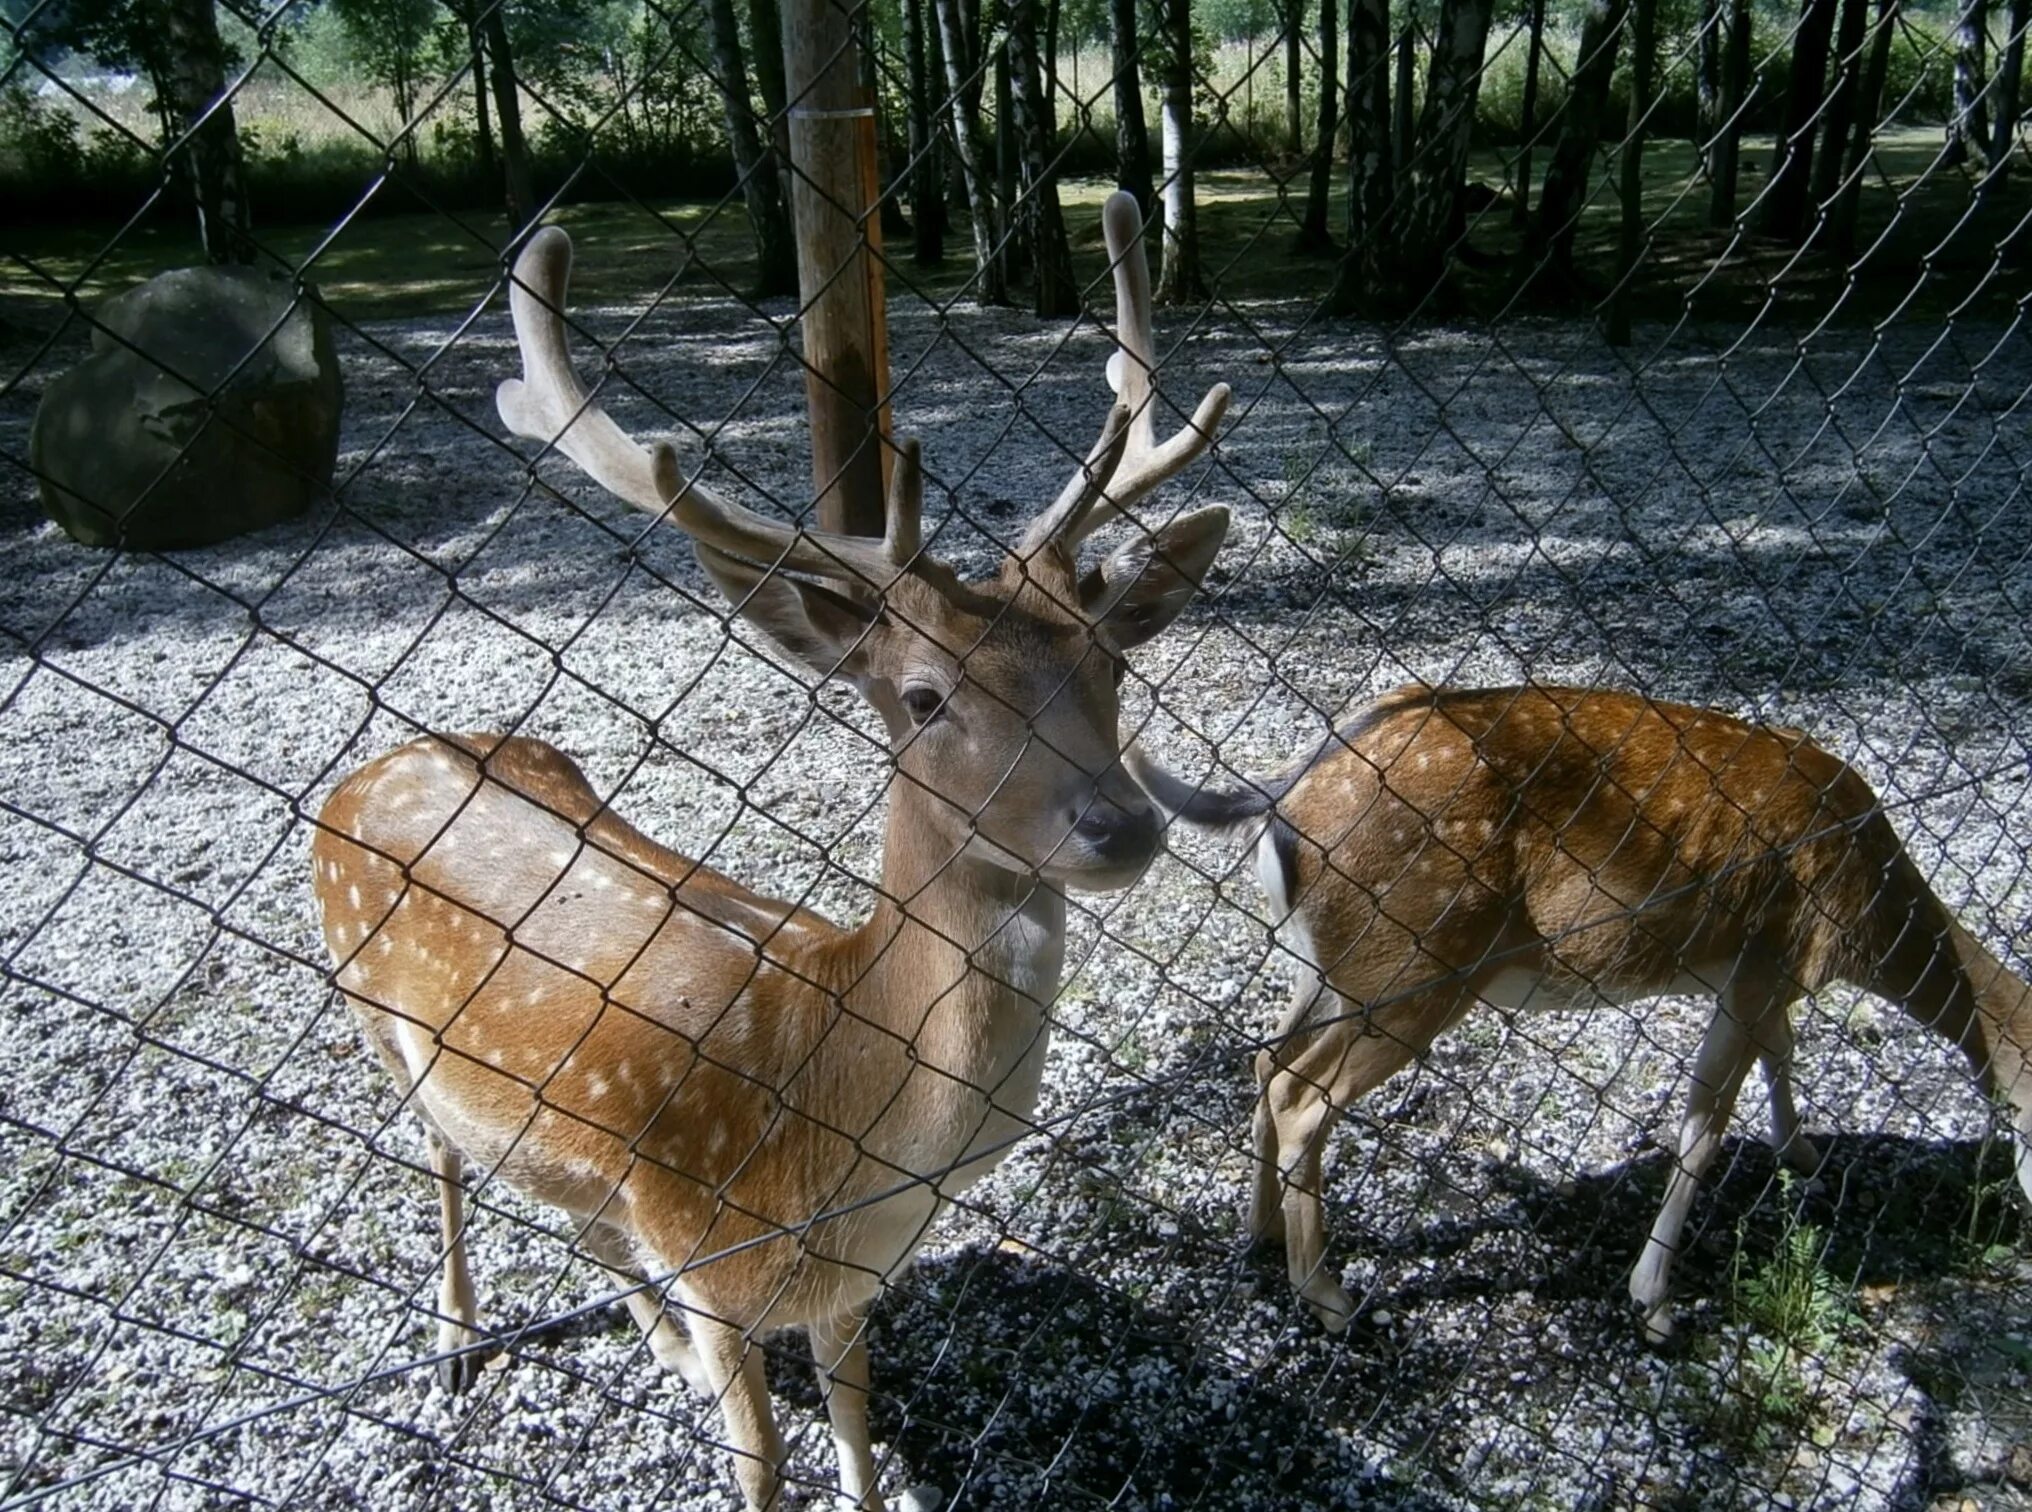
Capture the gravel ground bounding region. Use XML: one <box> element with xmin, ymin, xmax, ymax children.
<box><xmin>4</xmin><ymin>279</ymin><xmax>2032</xmax><ymax>1512</ymax></box>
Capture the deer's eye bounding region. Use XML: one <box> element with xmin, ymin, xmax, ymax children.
<box><xmin>901</xmin><ymin>685</ymin><xmax>947</xmax><ymax>726</ymax></box>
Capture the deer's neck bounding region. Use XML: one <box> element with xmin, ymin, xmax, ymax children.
<box><xmin>840</xmin><ymin>784</ymin><xmax>1067</xmax><ymax>1059</ymax></box>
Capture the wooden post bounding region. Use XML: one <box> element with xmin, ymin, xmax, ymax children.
<box><xmin>782</xmin><ymin>0</ymin><xmax>892</xmax><ymax>536</ymax></box>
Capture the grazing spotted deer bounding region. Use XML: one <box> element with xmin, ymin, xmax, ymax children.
<box><xmin>311</xmin><ymin>192</ymin><xmax>1231</xmax><ymax>1511</ymax></box>
<box><xmin>1133</xmin><ymin>684</ymin><xmax>2032</xmax><ymax>1342</ymax></box>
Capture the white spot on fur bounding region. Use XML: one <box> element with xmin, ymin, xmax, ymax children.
<box><xmin>588</xmin><ymin>1075</ymin><xmax>609</xmax><ymax>1099</ymax></box>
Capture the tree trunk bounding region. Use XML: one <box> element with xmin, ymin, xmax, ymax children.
<box><xmin>1607</xmin><ymin>0</ymin><xmax>1657</xmax><ymax>344</ymax></box>
<box><xmin>1045</xmin><ymin>0</ymin><xmax>1062</xmax><ymax>126</ymax></box>
<box><xmin>1298</xmin><ymin>0</ymin><xmax>1341</xmax><ymax>250</ymax></box>
<box><xmin>1830</xmin><ymin>0</ymin><xmax>1897</xmax><ymax>247</ymax></box>
<box><xmin>1949</xmin><ymin>0</ymin><xmax>1992</xmax><ymax>164</ymax></box>
<box><xmin>1330</xmin><ymin>0</ymin><xmax>1393</xmax><ymax>311</ymax></box>
<box><xmin>1393</xmin><ymin>0</ymin><xmax>1494</xmax><ymax>279</ymax></box>
<box><xmin>747</xmin><ymin>0</ymin><xmax>793</xmax><ymax>229</ymax></box>
<box><xmin>1157</xmin><ymin>0</ymin><xmax>1207</xmax><ymax>302</ymax></box>
<box><xmin>467</xmin><ymin>12</ymin><xmax>497</xmax><ymax>182</ymax></box>
<box><xmin>483</xmin><ymin>4</ymin><xmax>537</xmax><ymax>236</ymax></box>
<box><xmin>1112</xmin><ymin>0</ymin><xmax>1156</xmax><ymax>211</ymax></box>
<box><xmin>159</xmin><ymin>0</ymin><xmax>253</xmax><ymax>263</ymax></box>
<box><xmin>1512</xmin><ymin>0</ymin><xmax>1545</xmax><ymax>225</ymax></box>
<box><xmin>995</xmin><ymin>47</ymin><xmax>1023</xmax><ymax>281</ymax></box>
<box><xmin>904</xmin><ymin>0</ymin><xmax>945</xmax><ymax>261</ymax></box>
<box><xmin>1809</xmin><ymin>0</ymin><xmax>1870</xmax><ymax>211</ymax></box>
<box><xmin>1707</xmin><ymin>0</ymin><xmax>1750</xmax><ymax>224</ymax></box>
<box><xmin>935</xmin><ymin>0</ymin><xmax>1008</xmax><ymax>301</ymax></box>
<box><xmin>1392</xmin><ymin>23</ymin><xmax>1414</xmax><ymax>181</ymax></box>
<box><xmin>1760</xmin><ymin>0</ymin><xmax>1837</xmax><ymax>241</ymax></box>
<box><xmin>1286</xmin><ymin>0</ymin><xmax>1306</xmax><ymax>155</ymax></box>
<box><xmin>1526</xmin><ymin>0</ymin><xmax>1628</xmax><ymax>284</ymax></box>
<box><xmin>1697</xmin><ymin>0</ymin><xmax>1721</xmax><ymax>166</ymax></box>
<box><xmin>1010</xmin><ymin>0</ymin><xmax>1079</xmax><ymax>313</ymax></box>
<box><xmin>1988</xmin><ymin>0</ymin><xmax>2030</xmax><ymax>181</ymax></box>
<box><xmin>706</xmin><ymin>0</ymin><xmax>797</xmax><ymax>296</ymax></box>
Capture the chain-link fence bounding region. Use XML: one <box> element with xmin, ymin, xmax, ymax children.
<box><xmin>6</xmin><ymin>0</ymin><xmax>2032</xmax><ymax>1505</ymax></box>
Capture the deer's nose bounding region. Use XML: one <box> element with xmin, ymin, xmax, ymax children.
<box><xmin>1072</xmin><ymin>796</ymin><xmax>1161</xmax><ymax>862</ymax></box>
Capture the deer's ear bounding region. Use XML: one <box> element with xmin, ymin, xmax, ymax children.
<box><xmin>1080</xmin><ymin>505</ymin><xmax>1229</xmax><ymax>648</ymax></box>
<box><xmin>695</xmin><ymin>543</ymin><xmax>882</xmax><ymax>677</ymax></box>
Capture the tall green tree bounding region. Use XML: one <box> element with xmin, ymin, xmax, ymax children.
<box><xmin>331</xmin><ymin>0</ymin><xmax>439</xmax><ymax>169</ymax></box>
<box><xmin>47</xmin><ymin>0</ymin><xmax>254</xmax><ymax>261</ymax></box>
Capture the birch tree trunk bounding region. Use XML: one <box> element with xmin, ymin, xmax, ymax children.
<box><xmin>1512</xmin><ymin>0</ymin><xmax>1545</xmax><ymax>225</ymax></box>
<box><xmin>1760</xmin><ymin>0</ymin><xmax>1837</xmax><ymax>240</ymax></box>
<box><xmin>1607</xmin><ymin>0</ymin><xmax>1657</xmax><ymax>345</ymax></box>
<box><xmin>1697</xmin><ymin>0</ymin><xmax>1721</xmax><ymax>166</ymax></box>
<box><xmin>1987</xmin><ymin>0</ymin><xmax>2030</xmax><ymax>181</ymax></box>
<box><xmin>1156</xmin><ymin>0</ymin><xmax>1207</xmax><ymax>302</ymax></box>
<box><xmin>936</xmin><ymin>0</ymin><xmax>1009</xmax><ymax>301</ymax></box>
<box><xmin>159</xmin><ymin>0</ymin><xmax>253</xmax><ymax>263</ymax></box>
<box><xmin>706</xmin><ymin>0</ymin><xmax>797</xmax><ymax>295</ymax></box>
<box><xmin>1810</xmin><ymin>0</ymin><xmax>1871</xmax><ymax>211</ymax></box>
<box><xmin>1286</xmin><ymin>0</ymin><xmax>1305</xmax><ymax>155</ymax></box>
<box><xmin>1527</xmin><ymin>0</ymin><xmax>1628</xmax><ymax>283</ymax></box>
<box><xmin>1112</xmin><ymin>0</ymin><xmax>1157</xmax><ymax>211</ymax></box>
<box><xmin>1329</xmin><ymin>0</ymin><xmax>1393</xmax><ymax>311</ymax></box>
<box><xmin>1707</xmin><ymin>0</ymin><xmax>1751</xmax><ymax>224</ymax></box>
<box><xmin>1393</xmin><ymin>0</ymin><xmax>1494</xmax><ymax>278</ymax></box>
<box><xmin>1948</xmin><ymin>0</ymin><xmax>1991</xmax><ymax>164</ymax></box>
<box><xmin>1010</xmin><ymin>0</ymin><xmax>1079</xmax><ymax>313</ymax></box>
<box><xmin>1831</xmin><ymin>0</ymin><xmax>1897</xmax><ymax>247</ymax></box>
<box><xmin>1298</xmin><ymin>0</ymin><xmax>1340</xmax><ymax>250</ymax></box>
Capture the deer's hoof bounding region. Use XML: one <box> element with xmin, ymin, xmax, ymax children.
<box><xmin>1636</xmin><ymin>1299</ymin><xmax>1676</xmax><ymax>1348</ymax></box>
<box><xmin>1300</xmin><ymin>1276</ymin><xmax>1356</xmax><ymax>1334</ymax></box>
<box><xmin>436</xmin><ymin>1347</ymin><xmax>488</xmax><ymax>1394</ymax></box>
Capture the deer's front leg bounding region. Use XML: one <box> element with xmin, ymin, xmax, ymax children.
<box><xmin>693</xmin><ymin>1314</ymin><xmax>788</xmax><ymax>1511</ymax></box>
<box><xmin>810</xmin><ymin>1304</ymin><xmax>883</xmax><ymax>1511</ymax></box>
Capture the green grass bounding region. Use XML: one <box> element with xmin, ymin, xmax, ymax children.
<box><xmin>6</xmin><ymin>128</ymin><xmax>2026</xmax><ymax>340</ymax></box>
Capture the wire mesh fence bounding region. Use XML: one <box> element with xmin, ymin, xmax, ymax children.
<box><xmin>5</xmin><ymin>0</ymin><xmax>2032</xmax><ymax>1506</ymax></box>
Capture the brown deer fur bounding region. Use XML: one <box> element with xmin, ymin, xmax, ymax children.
<box><xmin>312</xmin><ymin>192</ymin><xmax>1232</xmax><ymax>1511</ymax></box>
<box><xmin>1135</xmin><ymin>684</ymin><xmax>2032</xmax><ymax>1342</ymax></box>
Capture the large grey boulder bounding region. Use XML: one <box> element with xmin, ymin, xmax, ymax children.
<box><xmin>30</xmin><ymin>265</ymin><xmax>343</xmax><ymax>549</ymax></box>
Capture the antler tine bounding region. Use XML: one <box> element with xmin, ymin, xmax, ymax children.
<box><xmin>884</xmin><ymin>437</ymin><xmax>923</xmax><ymax>561</ymax></box>
<box><xmin>498</xmin><ymin>228</ymin><xmax>983</xmax><ymax>608</ymax></box>
<box><xmin>1052</xmin><ymin>191</ymin><xmax>1232</xmax><ymax>553</ymax></box>
<box><xmin>496</xmin><ymin>226</ymin><xmax>693</xmax><ymax>519</ymax></box>
<box><xmin>1019</xmin><ymin>403</ymin><xmax>1132</xmax><ymax>556</ymax></box>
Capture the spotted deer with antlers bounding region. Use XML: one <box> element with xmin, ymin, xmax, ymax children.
<box><xmin>1135</xmin><ymin>685</ymin><xmax>2032</xmax><ymax>1342</ymax></box>
<box><xmin>311</xmin><ymin>193</ymin><xmax>1230</xmax><ymax>1511</ymax></box>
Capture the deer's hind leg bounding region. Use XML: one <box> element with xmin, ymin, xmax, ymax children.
<box><xmin>1259</xmin><ymin>974</ymin><xmax>1477</xmax><ymax>1332</ymax></box>
<box><xmin>579</xmin><ymin>1221</ymin><xmax>709</xmax><ymax>1395</ymax></box>
<box><xmin>1757</xmin><ymin>1008</ymin><xmax>1823</xmax><ymax>1178</ymax></box>
<box><xmin>427</xmin><ymin>1132</ymin><xmax>489</xmax><ymax>1392</ymax></box>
